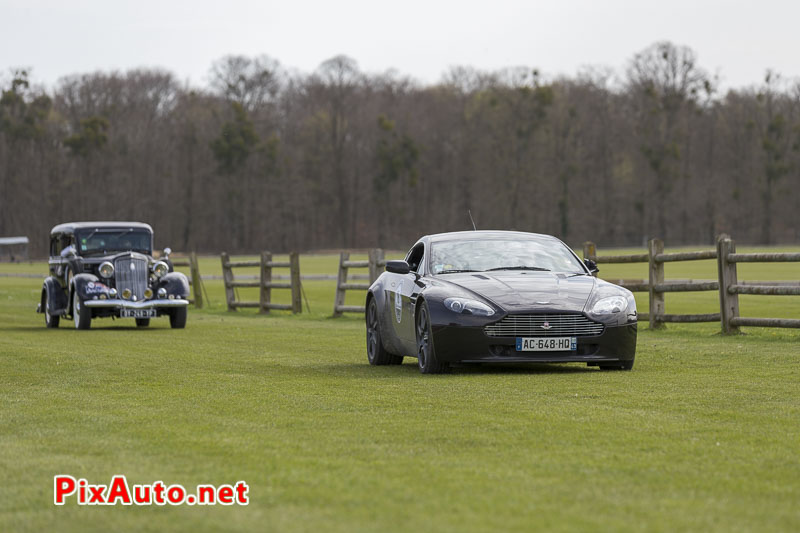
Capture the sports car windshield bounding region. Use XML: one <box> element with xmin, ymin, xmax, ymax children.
<box><xmin>75</xmin><ymin>229</ymin><xmax>152</xmax><ymax>255</ymax></box>
<box><xmin>430</xmin><ymin>239</ymin><xmax>586</xmax><ymax>275</ymax></box>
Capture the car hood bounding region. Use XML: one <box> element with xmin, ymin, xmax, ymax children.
<box><xmin>436</xmin><ymin>271</ymin><xmax>597</xmax><ymax>313</ymax></box>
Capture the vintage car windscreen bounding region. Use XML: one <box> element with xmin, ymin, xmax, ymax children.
<box><xmin>74</xmin><ymin>229</ymin><xmax>152</xmax><ymax>255</ymax></box>
<box><xmin>430</xmin><ymin>238</ymin><xmax>585</xmax><ymax>275</ymax></box>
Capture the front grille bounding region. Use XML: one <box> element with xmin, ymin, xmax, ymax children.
<box><xmin>114</xmin><ymin>256</ymin><xmax>148</xmax><ymax>300</ymax></box>
<box><xmin>484</xmin><ymin>314</ymin><xmax>605</xmax><ymax>338</ymax></box>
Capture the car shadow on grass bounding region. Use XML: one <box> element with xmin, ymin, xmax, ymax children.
<box><xmin>329</xmin><ymin>361</ymin><xmax>597</xmax><ymax>377</ymax></box>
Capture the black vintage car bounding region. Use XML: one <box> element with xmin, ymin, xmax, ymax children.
<box><xmin>36</xmin><ymin>222</ymin><xmax>189</xmax><ymax>329</ymax></box>
<box><xmin>365</xmin><ymin>231</ymin><xmax>637</xmax><ymax>373</ymax></box>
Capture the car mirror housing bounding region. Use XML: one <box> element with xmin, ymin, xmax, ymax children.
<box><xmin>583</xmin><ymin>258</ymin><xmax>599</xmax><ymax>274</ymax></box>
<box><xmin>386</xmin><ymin>260</ymin><xmax>411</xmax><ymax>275</ymax></box>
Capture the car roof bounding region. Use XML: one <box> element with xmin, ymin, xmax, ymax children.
<box><xmin>50</xmin><ymin>221</ymin><xmax>153</xmax><ymax>235</ymax></box>
<box><xmin>424</xmin><ymin>230</ymin><xmax>560</xmax><ymax>243</ymax></box>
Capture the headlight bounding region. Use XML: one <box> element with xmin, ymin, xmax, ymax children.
<box><xmin>590</xmin><ymin>296</ymin><xmax>628</xmax><ymax>315</ymax></box>
<box><xmin>98</xmin><ymin>261</ymin><xmax>114</xmax><ymax>278</ymax></box>
<box><xmin>152</xmin><ymin>261</ymin><xmax>169</xmax><ymax>278</ymax></box>
<box><xmin>444</xmin><ymin>297</ymin><xmax>495</xmax><ymax>316</ymax></box>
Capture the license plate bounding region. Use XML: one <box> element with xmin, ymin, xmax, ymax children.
<box><xmin>121</xmin><ymin>309</ymin><xmax>156</xmax><ymax>318</ymax></box>
<box><xmin>516</xmin><ymin>337</ymin><xmax>577</xmax><ymax>351</ymax></box>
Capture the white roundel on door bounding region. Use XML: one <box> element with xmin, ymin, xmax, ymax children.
<box><xmin>394</xmin><ymin>281</ymin><xmax>403</xmax><ymax>323</ymax></box>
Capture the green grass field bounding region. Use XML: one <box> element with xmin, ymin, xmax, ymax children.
<box><xmin>1</xmin><ymin>249</ymin><xmax>799</xmax><ymax>532</ymax></box>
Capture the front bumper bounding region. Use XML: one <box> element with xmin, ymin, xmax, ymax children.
<box><xmin>430</xmin><ymin>321</ymin><xmax>637</xmax><ymax>364</ymax></box>
<box><xmin>84</xmin><ymin>298</ymin><xmax>189</xmax><ymax>309</ymax></box>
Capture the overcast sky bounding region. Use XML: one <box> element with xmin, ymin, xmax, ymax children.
<box><xmin>2</xmin><ymin>0</ymin><xmax>798</xmax><ymax>91</ymax></box>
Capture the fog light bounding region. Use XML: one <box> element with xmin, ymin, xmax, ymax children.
<box><xmin>144</xmin><ymin>288</ymin><xmax>153</xmax><ymax>299</ymax></box>
<box><xmin>99</xmin><ymin>294</ymin><xmax>107</xmax><ymax>300</ymax></box>
<box><xmin>157</xmin><ymin>288</ymin><xmax>167</xmax><ymax>298</ymax></box>
<box><xmin>168</xmin><ymin>294</ymin><xmax>175</xmax><ymax>300</ymax></box>
<box><xmin>109</xmin><ymin>288</ymin><xmax>117</xmax><ymax>298</ymax></box>
<box><xmin>121</xmin><ymin>288</ymin><xmax>132</xmax><ymax>300</ymax></box>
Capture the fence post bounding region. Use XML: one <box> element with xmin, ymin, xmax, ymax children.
<box><xmin>582</xmin><ymin>241</ymin><xmax>596</xmax><ymax>260</ymax></box>
<box><xmin>333</xmin><ymin>252</ymin><xmax>349</xmax><ymax>317</ymax></box>
<box><xmin>260</xmin><ymin>251</ymin><xmax>271</xmax><ymax>314</ymax></box>
<box><xmin>290</xmin><ymin>252</ymin><xmax>301</xmax><ymax>314</ymax></box>
<box><xmin>716</xmin><ymin>235</ymin><xmax>741</xmax><ymax>334</ymax></box>
<box><xmin>368</xmin><ymin>248</ymin><xmax>385</xmax><ymax>284</ymax></box>
<box><xmin>648</xmin><ymin>238</ymin><xmax>665</xmax><ymax>329</ymax></box>
<box><xmin>582</xmin><ymin>241</ymin><xmax>597</xmax><ymax>277</ymax></box>
<box><xmin>189</xmin><ymin>252</ymin><xmax>203</xmax><ymax>309</ymax></box>
<box><xmin>221</xmin><ymin>252</ymin><xmax>235</xmax><ymax>311</ymax></box>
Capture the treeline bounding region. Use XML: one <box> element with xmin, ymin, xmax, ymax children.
<box><xmin>1</xmin><ymin>42</ymin><xmax>799</xmax><ymax>257</ymax></box>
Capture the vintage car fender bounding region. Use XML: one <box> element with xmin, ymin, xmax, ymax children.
<box><xmin>155</xmin><ymin>272</ymin><xmax>190</xmax><ymax>298</ymax></box>
<box><xmin>42</xmin><ymin>276</ymin><xmax>68</xmax><ymax>314</ymax></box>
<box><xmin>71</xmin><ymin>273</ymin><xmax>106</xmax><ymax>302</ymax></box>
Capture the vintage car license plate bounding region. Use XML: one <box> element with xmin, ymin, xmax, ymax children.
<box><xmin>516</xmin><ymin>337</ymin><xmax>577</xmax><ymax>351</ymax></box>
<box><xmin>121</xmin><ymin>309</ymin><xmax>157</xmax><ymax>318</ymax></box>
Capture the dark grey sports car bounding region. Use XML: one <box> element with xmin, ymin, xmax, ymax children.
<box><xmin>365</xmin><ymin>231</ymin><xmax>637</xmax><ymax>373</ymax></box>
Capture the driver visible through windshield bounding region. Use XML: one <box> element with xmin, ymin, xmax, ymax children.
<box><xmin>430</xmin><ymin>238</ymin><xmax>585</xmax><ymax>275</ymax></box>
<box><xmin>75</xmin><ymin>229</ymin><xmax>152</xmax><ymax>255</ymax></box>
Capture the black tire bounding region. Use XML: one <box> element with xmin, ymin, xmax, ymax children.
<box><xmin>416</xmin><ymin>301</ymin><xmax>449</xmax><ymax>374</ymax></box>
<box><xmin>135</xmin><ymin>318</ymin><xmax>150</xmax><ymax>327</ymax></box>
<box><xmin>72</xmin><ymin>294</ymin><xmax>91</xmax><ymax>330</ymax></box>
<box><xmin>44</xmin><ymin>292</ymin><xmax>59</xmax><ymax>328</ymax></box>
<box><xmin>169</xmin><ymin>307</ymin><xmax>187</xmax><ymax>329</ymax></box>
<box><xmin>366</xmin><ymin>298</ymin><xmax>403</xmax><ymax>365</ymax></box>
<box><xmin>600</xmin><ymin>359</ymin><xmax>634</xmax><ymax>371</ymax></box>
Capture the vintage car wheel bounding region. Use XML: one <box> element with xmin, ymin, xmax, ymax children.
<box><xmin>44</xmin><ymin>296</ymin><xmax>60</xmax><ymax>328</ymax></box>
<box><xmin>416</xmin><ymin>301</ymin><xmax>449</xmax><ymax>374</ymax></box>
<box><xmin>72</xmin><ymin>295</ymin><xmax>92</xmax><ymax>330</ymax></box>
<box><xmin>366</xmin><ymin>298</ymin><xmax>403</xmax><ymax>365</ymax></box>
<box><xmin>169</xmin><ymin>307</ymin><xmax>187</xmax><ymax>329</ymax></box>
<box><xmin>135</xmin><ymin>318</ymin><xmax>150</xmax><ymax>327</ymax></box>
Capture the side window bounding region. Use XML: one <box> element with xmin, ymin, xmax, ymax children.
<box><xmin>50</xmin><ymin>235</ymin><xmax>59</xmax><ymax>256</ymax></box>
<box><xmin>59</xmin><ymin>234</ymin><xmax>73</xmax><ymax>253</ymax></box>
<box><xmin>405</xmin><ymin>244</ymin><xmax>425</xmax><ymax>273</ymax></box>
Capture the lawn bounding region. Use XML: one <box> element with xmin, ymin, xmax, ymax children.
<box><xmin>1</xmin><ymin>250</ymin><xmax>799</xmax><ymax>532</ymax></box>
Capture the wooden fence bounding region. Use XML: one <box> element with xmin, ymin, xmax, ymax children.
<box><xmin>333</xmin><ymin>249</ymin><xmax>385</xmax><ymax>316</ymax></box>
<box><xmin>221</xmin><ymin>251</ymin><xmax>302</xmax><ymax>313</ymax></box>
<box><xmin>170</xmin><ymin>252</ymin><xmax>204</xmax><ymax>308</ymax></box>
<box><xmin>583</xmin><ymin>235</ymin><xmax>800</xmax><ymax>333</ymax></box>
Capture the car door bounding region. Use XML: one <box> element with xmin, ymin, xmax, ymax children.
<box><xmin>380</xmin><ymin>242</ymin><xmax>426</xmax><ymax>353</ymax></box>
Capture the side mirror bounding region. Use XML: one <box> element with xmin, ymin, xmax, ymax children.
<box><xmin>385</xmin><ymin>260</ymin><xmax>411</xmax><ymax>275</ymax></box>
<box><xmin>163</xmin><ymin>247</ymin><xmax>172</xmax><ymax>260</ymax></box>
<box><xmin>583</xmin><ymin>258</ymin><xmax>599</xmax><ymax>274</ymax></box>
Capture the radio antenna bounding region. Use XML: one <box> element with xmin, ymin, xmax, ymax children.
<box><xmin>468</xmin><ymin>210</ymin><xmax>477</xmax><ymax>231</ymax></box>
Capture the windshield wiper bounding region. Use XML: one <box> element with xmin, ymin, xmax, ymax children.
<box><xmin>485</xmin><ymin>266</ymin><xmax>550</xmax><ymax>272</ymax></box>
<box><xmin>437</xmin><ymin>269</ymin><xmax>482</xmax><ymax>274</ymax></box>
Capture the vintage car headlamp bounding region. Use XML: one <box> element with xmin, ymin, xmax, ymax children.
<box><xmin>98</xmin><ymin>261</ymin><xmax>114</xmax><ymax>279</ymax></box>
<box><xmin>121</xmin><ymin>288</ymin><xmax>132</xmax><ymax>300</ymax></box>
<box><xmin>590</xmin><ymin>296</ymin><xmax>628</xmax><ymax>315</ymax></box>
<box><xmin>157</xmin><ymin>287</ymin><xmax>167</xmax><ymax>298</ymax></box>
<box><xmin>152</xmin><ymin>261</ymin><xmax>169</xmax><ymax>278</ymax></box>
<box><xmin>444</xmin><ymin>297</ymin><xmax>495</xmax><ymax>317</ymax></box>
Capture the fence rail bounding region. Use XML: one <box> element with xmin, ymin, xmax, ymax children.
<box><xmin>583</xmin><ymin>235</ymin><xmax>800</xmax><ymax>333</ymax></box>
<box><xmin>221</xmin><ymin>251</ymin><xmax>302</xmax><ymax>313</ymax></box>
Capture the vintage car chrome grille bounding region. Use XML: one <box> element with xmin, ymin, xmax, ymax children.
<box><xmin>484</xmin><ymin>314</ymin><xmax>605</xmax><ymax>338</ymax></box>
<box><xmin>114</xmin><ymin>256</ymin><xmax>148</xmax><ymax>300</ymax></box>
